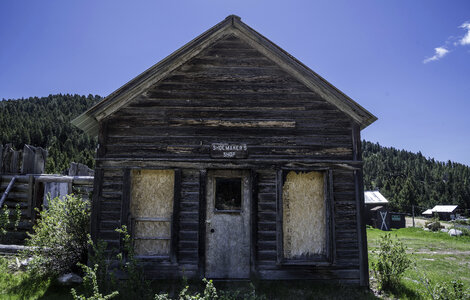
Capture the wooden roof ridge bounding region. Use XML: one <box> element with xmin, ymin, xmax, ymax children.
<box><xmin>72</xmin><ymin>15</ymin><xmax>377</xmax><ymax>136</ymax></box>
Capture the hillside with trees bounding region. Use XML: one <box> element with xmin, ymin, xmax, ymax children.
<box><xmin>0</xmin><ymin>94</ymin><xmax>101</xmax><ymax>173</ymax></box>
<box><xmin>363</xmin><ymin>141</ymin><xmax>470</xmax><ymax>213</ymax></box>
<box><xmin>1</xmin><ymin>94</ymin><xmax>469</xmax><ymax>213</ymax></box>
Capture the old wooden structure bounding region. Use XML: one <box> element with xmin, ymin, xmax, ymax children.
<box><xmin>72</xmin><ymin>15</ymin><xmax>377</xmax><ymax>286</ymax></box>
<box><xmin>0</xmin><ymin>145</ymin><xmax>93</xmax><ymax>244</ymax></box>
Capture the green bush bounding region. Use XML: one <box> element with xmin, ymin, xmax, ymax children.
<box><xmin>71</xmin><ymin>264</ymin><xmax>119</xmax><ymax>300</ymax></box>
<box><xmin>455</xmin><ymin>219</ymin><xmax>470</xmax><ymax>226</ymax></box>
<box><xmin>425</xmin><ymin>220</ymin><xmax>444</xmax><ymax>231</ymax></box>
<box><xmin>432</xmin><ymin>280</ymin><xmax>470</xmax><ymax>300</ymax></box>
<box><xmin>417</xmin><ymin>268</ymin><xmax>470</xmax><ymax>300</ymax></box>
<box><xmin>371</xmin><ymin>233</ymin><xmax>412</xmax><ymax>291</ymax></box>
<box><xmin>0</xmin><ymin>203</ymin><xmax>22</xmax><ymax>243</ymax></box>
<box><xmin>23</xmin><ymin>194</ymin><xmax>90</xmax><ymax>276</ymax></box>
<box><xmin>82</xmin><ymin>225</ymin><xmax>150</xmax><ymax>299</ymax></box>
<box><xmin>154</xmin><ymin>279</ymin><xmax>218</xmax><ymax>300</ymax></box>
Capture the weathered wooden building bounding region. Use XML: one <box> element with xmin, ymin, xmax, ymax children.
<box><xmin>72</xmin><ymin>15</ymin><xmax>377</xmax><ymax>286</ymax></box>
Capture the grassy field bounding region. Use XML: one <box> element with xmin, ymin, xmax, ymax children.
<box><xmin>368</xmin><ymin>227</ymin><xmax>470</xmax><ymax>299</ymax></box>
<box><xmin>0</xmin><ymin>258</ymin><xmax>74</xmax><ymax>300</ymax></box>
<box><xmin>1</xmin><ymin>227</ymin><xmax>469</xmax><ymax>299</ymax></box>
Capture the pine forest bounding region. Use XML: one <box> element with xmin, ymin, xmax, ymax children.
<box><xmin>1</xmin><ymin>94</ymin><xmax>469</xmax><ymax>213</ymax></box>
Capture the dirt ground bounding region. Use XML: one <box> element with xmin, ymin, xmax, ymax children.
<box><xmin>405</xmin><ymin>216</ymin><xmax>452</xmax><ymax>228</ymax></box>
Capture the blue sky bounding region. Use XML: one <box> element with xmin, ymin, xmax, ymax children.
<box><xmin>1</xmin><ymin>0</ymin><xmax>469</xmax><ymax>166</ymax></box>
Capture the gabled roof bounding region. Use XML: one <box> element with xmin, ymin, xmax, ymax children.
<box><xmin>431</xmin><ymin>205</ymin><xmax>458</xmax><ymax>213</ymax></box>
<box><xmin>364</xmin><ymin>191</ymin><xmax>389</xmax><ymax>205</ymax></box>
<box><xmin>72</xmin><ymin>15</ymin><xmax>377</xmax><ymax>136</ymax></box>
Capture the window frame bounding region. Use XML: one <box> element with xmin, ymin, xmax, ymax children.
<box><xmin>276</xmin><ymin>168</ymin><xmax>335</xmax><ymax>265</ymax></box>
<box><xmin>214</xmin><ymin>177</ymin><xmax>243</xmax><ymax>213</ymax></box>
<box><xmin>124</xmin><ymin>167</ymin><xmax>181</xmax><ymax>264</ymax></box>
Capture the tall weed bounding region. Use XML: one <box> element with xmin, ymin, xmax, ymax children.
<box><xmin>23</xmin><ymin>194</ymin><xmax>90</xmax><ymax>276</ymax></box>
<box><xmin>371</xmin><ymin>233</ymin><xmax>412</xmax><ymax>291</ymax></box>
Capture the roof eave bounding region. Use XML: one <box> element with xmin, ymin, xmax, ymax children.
<box><xmin>71</xmin><ymin>15</ymin><xmax>237</xmax><ymax>135</ymax></box>
<box><xmin>231</xmin><ymin>17</ymin><xmax>377</xmax><ymax>129</ymax></box>
<box><xmin>71</xmin><ymin>15</ymin><xmax>377</xmax><ymax>135</ymax></box>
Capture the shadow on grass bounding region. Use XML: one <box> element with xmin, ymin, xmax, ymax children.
<box><xmin>256</xmin><ymin>281</ymin><xmax>379</xmax><ymax>300</ymax></box>
<box><xmin>4</xmin><ymin>271</ymin><xmax>80</xmax><ymax>300</ymax></box>
<box><xmin>4</xmin><ymin>275</ymin><xmax>383</xmax><ymax>300</ymax></box>
<box><xmin>113</xmin><ymin>279</ymin><xmax>381</xmax><ymax>300</ymax></box>
<box><xmin>379</xmin><ymin>284</ymin><xmax>423</xmax><ymax>300</ymax></box>
<box><xmin>3</xmin><ymin>272</ymin><xmax>50</xmax><ymax>299</ymax></box>
<box><xmin>38</xmin><ymin>282</ymin><xmax>77</xmax><ymax>300</ymax></box>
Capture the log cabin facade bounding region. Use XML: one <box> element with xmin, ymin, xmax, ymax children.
<box><xmin>72</xmin><ymin>15</ymin><xmax>377</xmax><ymax>286</ymax></box>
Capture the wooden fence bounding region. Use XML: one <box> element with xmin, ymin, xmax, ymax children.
<box><xmin>0</xmin><ymin>144</ymin><xmax>48</xmax><ymax>175</ymax></box>
<box><xmin>0</xmin><ymin>174</ymin><xmax>94</xmax><ymax>244</ymax></box>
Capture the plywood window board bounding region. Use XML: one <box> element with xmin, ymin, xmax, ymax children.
<box><xmin>131</xmin><ymin>169</ymin><xmax>174</xmax><ymax>256</ymax></box>
<box><xmin>282</xmin><ymin>171</ymin><xmax>326</xmax><ymax>259</ymax></box>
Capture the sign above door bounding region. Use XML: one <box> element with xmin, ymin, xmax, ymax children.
<box><xmin>210</xmin><ymin>143</ymin><xmax>248</xmax><ymax>159</ymax></box>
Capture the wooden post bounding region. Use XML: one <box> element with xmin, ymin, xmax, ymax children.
<box><xmin>198</xmin><ymin>169</ymin><xmax>207</xmax><ymax>278</ymax></box>
<box><xmin>21</xmin><ymin>145</ymin><xmax>35</xmax><ymax>174</ymax></box>
<box><xmin>412</xmin><ymin>205</ymin><xmax>415</xmax><ymax>227</ymax></box>
<box><xmin>0</xmin><ymin>145</ymin><xmax>3</xmax><ymax>173</ymax></box>
<box><xmin>27</xmin><ymin>175</ymin><xmax>34</xmax><ymax>218</ymax></box>
<box><xmin>0</xmin><ymin>176</ymin><xmax>17</xmax><ymax>207</ymax></box>
<box><xmin>250</xmin><ymin>169</ymin><xmax>258</xmax><ymax>279</ymax></box>
<box><xmin>90</xmin><ymin>168</ymin><xmax>104</xmax><ymax>244</ymax></box>
<box><xmin>171</xmin><ymin>169</ymin><xmax>181</xmax><ymax>264</ymax></box>
<box><xmin>34</xmin><ymin>147</ymin><xmax>47</xmax><ymax>174</ymax></box>
<box><xmin>120</xmin><ymin>168</ymin><xmax>131</xmax><ymax>251</ymax></box>
<box><xmin>275</xmin><ymin>169</ymin><xmax>283</xmax><ymax>264</ymax></box>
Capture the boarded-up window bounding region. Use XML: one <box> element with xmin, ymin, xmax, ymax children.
<box><xmin>282</xmin><ymin>171</ymin><xmax>326</xmax><ymax>259</ymax></box>
<box><xmin>131</xmin><ymin>169</ymin><xmax>174</xmax><ymax>256</ymax></box>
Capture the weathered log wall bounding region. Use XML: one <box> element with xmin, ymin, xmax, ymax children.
<box><xmin>103</xmin><ymin>35</ymin><xmax>353</xmax><ymax>162</ymax></box>
<box><xmin>0</xmin><ymin>174</ymin><xmax>93</xmax><ymax>244</ymax></box>
<box><xmin>92</xmin><ymin>34</ymin><xmax>366</xmax><ymax>284</ymax></box>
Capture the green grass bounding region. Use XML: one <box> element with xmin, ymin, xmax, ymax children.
<box><xmin>0</xmin><ymin>257</ymin><xmax>77</xmax><ymax>300</ymax></box>
<box><xmin>368</xmin><ymin>227</ymin><xmax>470</xmax><ymax>299</ymax></box>
<box><xmin>2</xmin><ymin>227</ymin><xmax>468</xmax><ymax>299</ymax></box>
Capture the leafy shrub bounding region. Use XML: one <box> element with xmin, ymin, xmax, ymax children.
<box><xmin>154</xmin><ymin>279</ymin><xmax>218</xmax><ymax>300</ymax></box>
<box><xmin>0</xmin><ymin>203</ymin><xmax>22</xmax><ymax>243</ymax></box>
<box><xmin>71</xmin><ymin>263</ymin><xmax>119</xmax><ymax>300</ymax></box>
<box><xmin>458</xmin><ymin>227</ymin><xmax>470</xmax><ymax>237</ymax></box>
<box><xmin>432</xmin><ymin>280</ymin><xmax>470</xmax><ymax>300</ymax></box>
<box><xmin>425</xmin><ymin>221</ymin><xmax>444</xmax><ymax>232</ymax></box>
<box><xmin>154</xmin><ymin>279</ymin><xmax>266</xmax><ymax>300</ymax></box>
<box><xmin>417</xmin><ymin>268</ymin><xmax>470</xmax><ymax>300</ymax></box>
<box><xmin>24</xmin><ymin>194</ymin><xmax>90</xmax><ymax>276</ymax></box>
<box><xmin>371</xmin><ymin>233</ymin><xmax>412</xmax><ymax>291</ymax></box>
<box><xmin>82</xmin><ymin>225</ymin><xmax>150</xmax><ymax>299</ymax></box>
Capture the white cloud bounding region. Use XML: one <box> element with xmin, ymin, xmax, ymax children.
<box><xmin>423</xmin><ymin>47</ymin><xmax>449</xmax><ymax>63</ymax></box>
<box><xmin>459</xmin><ymin>22</ymin><xmax>470</xmax><ymax>45</ymax></box>
<box><xmin>423</xmin><ymin>21</ymin><xmax>470</xmax><ymax>63</ymax></box>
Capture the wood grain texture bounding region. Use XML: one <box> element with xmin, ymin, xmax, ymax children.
<box><xmin>104</xmin><ymin>35</ymin><xmax>353</xmax><ymax>162</ymax></box>
<box><xmin>91</xmin><ymin>34</ymin><xmax>366</xmax><ymax>283</ymax></box>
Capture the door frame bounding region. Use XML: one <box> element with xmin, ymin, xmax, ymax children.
<box><xmin>198</xmin><ymin>169</ymin><xmax>254</xmax><ymax>279</ymax></box>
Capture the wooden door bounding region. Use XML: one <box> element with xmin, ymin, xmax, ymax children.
<box><xmin>205</xmin><ymin>170</ymin><xmax>251</xmax><ymax>279</ymax></box>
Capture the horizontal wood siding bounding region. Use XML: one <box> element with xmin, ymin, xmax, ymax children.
<box><xmin>0</xmin><ymin>175</ymin><xmax>33</xmax><ymax>243</ymax></box>
<box><xmin>96</xmin><ymin>34</ymin><xmax>362</xmax><ymax>282</ymax></box>
<box><xmin>256</xmin><ymin>170</ymin><xmax>277</xmax><ymax>265</ymax></box>
<box><xmin>178</xmin><ymin>169</ymin><xmax>199</xmax><ymax>267</ymax></box>
<box><xmin>252</xmin><ymin>168</ymin><xmax>360</xmax><ymax>283</ymax></box>
<box><xmin>105</xmin><ymin>35</ymin><xmax>353</xmax><ymax>162</ymax></box>
<box><xmin>333</xmin><ymin>170</ymin><xmax>359</xmax><ymax>268</ymax></box>
<box><xmin>97</xmin><ymin>168</ymin><xmax>124</xmax><ymax>250</ymax></box>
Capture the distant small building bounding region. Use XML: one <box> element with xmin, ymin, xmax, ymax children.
<box><xmin>422</xmin><ymin>209</ymin><xmax>433</xmax><ymax>217</ymax></box>
<box><xmin>364</xmin><ymin>191</ymin><xmax>389</xmax><ymax>208</ymax></box>
<box><xmin>364</xmin><ymin>191</ymin><xmax>405</xmax><ymax>230</ymax></box>
<box><xmin>364</xmin><ymin>191</ymin><xmax>389</xmax><ymax>227</ymax></box>
<box><xmin>422</xmin><ymin>205</ymin><xmax>458</xmax><ymax>220</ymax></box>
